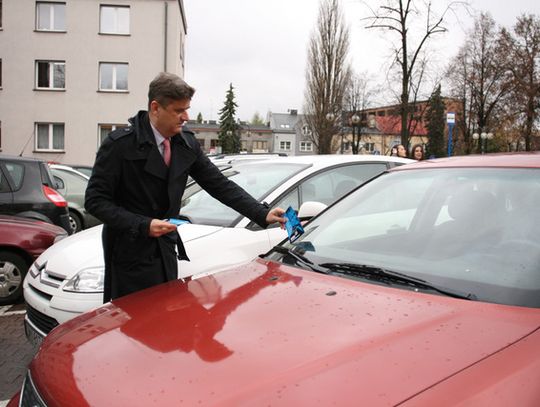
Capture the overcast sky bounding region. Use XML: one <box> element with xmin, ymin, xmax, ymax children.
<box><xmin>183</xmin><ymin>0</ymin><xmax>539</xmax><ymax>122</ymax></box>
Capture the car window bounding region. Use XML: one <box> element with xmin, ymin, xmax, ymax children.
<box><xmin>181</xmin><ymin>163</ymin><xmax>307</xmax><ymax>226</ymax></box>
<box><xmin>4</xmin><ymin>162</ymin><xmax>25</xmax><ymax>191</ymax></box>
<box><xmin>0</xmin><ymin>167</ymin><xmax>12</xmax><ymax>193</ymax></box>
<box><xmin>275</xmin><ymin>163</ymin><xmax>388</xmax><ymax>209</ymax></box>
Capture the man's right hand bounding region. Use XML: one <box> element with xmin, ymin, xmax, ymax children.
<box><xmin>149</xmin><ymin>219</ymin><xmax>178</xmax><ymax>237</ymax></box>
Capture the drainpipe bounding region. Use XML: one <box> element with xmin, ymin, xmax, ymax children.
<box><xmin>163</xmin><ymin>2</ymin><xmax>168</xmax><ymax>71</ymax></box>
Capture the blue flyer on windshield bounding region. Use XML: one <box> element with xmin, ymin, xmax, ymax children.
<box><xmin>284</xmin><ymin>206</ymin><xmax>304</xmax><ymax>243</ymax></box>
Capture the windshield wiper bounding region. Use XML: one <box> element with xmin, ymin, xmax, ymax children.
<box><xmin>272</xmin><ymin>246</ymin><xmax>329</xmax><ymax>275</ymax></box>
<box><xmin>319</xmin><ymin>262</ymin><xmax>476</xmax><ymax>301</ymax></box>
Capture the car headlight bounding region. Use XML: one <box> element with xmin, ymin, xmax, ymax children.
<box><xmin>63</xmin><ymin>267</ymin><xmax>104</xmax><ymax>293</ymax></box>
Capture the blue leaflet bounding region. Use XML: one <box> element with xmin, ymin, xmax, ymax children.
<box><xmin>284</xmin><ymin>206</ymin><xmax>304</xmax><ymax>243</ymax></box>
<box><xmin>167</xmin><ymin>218</ymin><xmax>190</xmax><ymax>226</ymax></box>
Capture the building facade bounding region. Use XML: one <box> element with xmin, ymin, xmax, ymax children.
<box><xmin>0</xmin><ymin>0</ymin><xmax>187</xmax><ymax>165</ymax></box>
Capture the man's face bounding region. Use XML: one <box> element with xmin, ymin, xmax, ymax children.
<box><xmin>150</xmin><ymin>98</ymin><xmax>190</xmax><ymax>137</ymax></box>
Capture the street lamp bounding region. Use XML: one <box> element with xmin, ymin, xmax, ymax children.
<box><xmin>351</xmin><ymin>113</ymin><xmax>360</xmax><ymax>154</ymax></box>
<box><xmin>472</xmin><ymin>131</ymin><xmax>493</xmax><ymax>154</ymax></box>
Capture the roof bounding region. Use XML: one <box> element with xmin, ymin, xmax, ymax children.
<box><xmin>392</xmin><ymin>152</ymin><xmax>540</xmax><ymax>171</ymax></box>
<box><xmin>268</xmin><ymin>112</ymin><xmax>303</xmax><ymax>133</ymax></box>
<box><xmin>375</xmin><ymin>116</ymin><xmax>428</xmax><ymax>136</ymax></box>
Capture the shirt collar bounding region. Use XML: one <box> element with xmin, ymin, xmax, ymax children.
<box><xmin>149</xmin><ymin>122</ymin><xmax>166</xmax><ymax>147</ymax></box>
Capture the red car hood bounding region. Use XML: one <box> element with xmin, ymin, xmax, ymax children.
<box><xmin>0</xmin><ymin>215</ymin><xmax>65</xmax><ymax>234</ymax></box>
<box><xmin>32</xmin><ymin>259</ymin><xmax>540</xmax><ymax>406</ymax></box>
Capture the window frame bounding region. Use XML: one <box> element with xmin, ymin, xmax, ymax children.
<box><xmin>98</xmin><ymin>62</ymin><xmax>129</xmax><ymax>92</ymax></box>
<box><xmin>35</xmin><ymin>122</ymin><xmax>65</xmax><ymax>152</ymax></box>
<box><xmin>99</xmin><ymin>5</ymin><xmax>130</xmax><ymax>35</ymax></box>
<box><xmin>279</xmin><ymin>141</ymin><xmax>291</xmax><ymax>151</ymax></box>
<box><xmin>35</xmin><ymin>60</ymin><xmax>66</xmax><ymax>90</ymax></box>
<box><xmin>35</xmin><ymin>1</ymin><xmax>66</xmax><ymax>32</ymax></box>
<box><xmin>98</xmin><ymin>123</ymin><xmax>127</xmax><ymax>147</ymax></box>
<box><xmin>300</xmin><ymin>141</ymin><xmax>313</xmax><ymax>152</ymax></box>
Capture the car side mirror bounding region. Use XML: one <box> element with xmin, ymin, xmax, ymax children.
<box><xmin>297</xmin><ymin>201</ymin><xmax>327</xmax><ymax>222</ymax></box>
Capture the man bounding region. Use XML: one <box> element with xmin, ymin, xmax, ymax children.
<box><xmin>85</xmin><ymin>72</ymin><xmax>285</xmax><ymax>302</ymax></box>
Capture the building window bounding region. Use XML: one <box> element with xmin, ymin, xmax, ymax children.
<box><xmin>252</xmin><ymin>140</ymin><xmax>268</xmax><ymax>152</ymax></box>
<box><xmin>99</xmin><ymin>63</ymin><xmax>128</xmax><ymax>91</ymax></box>
<box><xmin>36</xmin><ymin>123</ymin><xmax>64</xmax><ymax>151</ymax></box>
<box><xmin>98</xmin><ymin>124</ymin><xmax>127</xmax><ymax>146</ymax></box>
<box><xmin>36</xmin><ymin>2</ymin><xmax>66</xmax><ymax>31</ymax></box>
<box><xmin>36</xmin><ymin>61</ymin><xmax>65</xmax><ymax>89</ymax></box>
<box><xmin>300</xmin><ymin>141</ymin><xmax>313</xmax><ymax>152</ymax></box>
<box><xmin>302</xmin><ymin>125</ymin><xmax>312</xmax><ymax>136</ymax></box>
<box><xmin>364</xmin><ymin>142</ymin><xmax>375</xmax><ymax>152</ymax></box>
<box><xmin>100</xmin><ymin>5</ymin><xmax>130</xmax><ymax>35</ymax></box>
<box><xmin>279</xmin><ymin>141</ymin><xmax>291</xmax><ymax>151</ymax></box>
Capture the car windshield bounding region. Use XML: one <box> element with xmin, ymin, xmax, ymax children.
<box><xmin>271</xmin><ymin>167</ymin><xmax>540</xmax><ymax>308</ymax></box>
<box><xmin>180</xmin><ymin>162</ymin><xmax>307</xmax><ymax>226</ymax></box>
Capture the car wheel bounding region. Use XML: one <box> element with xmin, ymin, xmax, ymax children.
<box><xmin>69</xmin><ymin>210</ymin><xmax>83</xmax><ymax>233</ymax></box>
<box><xmin>0</xmin><ymin>251</ymin><xmax>29</xmax><ymax>305</ymax></box>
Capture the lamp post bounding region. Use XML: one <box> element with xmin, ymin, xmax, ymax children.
<box><xmin>351</xmin><ymin>113</ymin><xmax>360</xmax><ymax>154</ymax></box>
<box><xmin>326</xmin><ymin>112</ymin><xmax>340</xmax><ymax>153</ymax></box>
<box><xmin>472</xmin><ymin>131</ymin><xmax>493</xmax><ymax>154</ymax></box>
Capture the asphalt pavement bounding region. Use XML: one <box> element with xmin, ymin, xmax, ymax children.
<box><xmin>0</xmin><ymin>301</ymin><xmax>39</xmax><ymax>406</ymax></box>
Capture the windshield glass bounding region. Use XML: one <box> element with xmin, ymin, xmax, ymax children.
<box><xmin>181</xmin><ymin>162</ymin><xmax>307</xmax><ymax>226</ymax></box>
<box><xmin>272</xmin><ymin>168</ymin><xmax>540</xmax><ymax>308</ymax></box>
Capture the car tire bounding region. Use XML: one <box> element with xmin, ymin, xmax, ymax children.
<box><xmin>69</xmin><ymin>210</ymin><xmax>83</xmax><ymax>233</ymax></box>
<box><xmin>0</xmin><ymin>251</ymin><xmax>29</xmax><ymax>305</ymax></box>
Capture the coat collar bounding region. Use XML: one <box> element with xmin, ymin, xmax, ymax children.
<box><xmin>129</xmin><ymin>111</ymin><xmax>196</xmax><ymax>183</ymax></box>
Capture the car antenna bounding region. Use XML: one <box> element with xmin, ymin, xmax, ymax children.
<box><xmin>19</xmin><ymin>129</ymin><xmax>36</xmax><ymax>156</ymax></box>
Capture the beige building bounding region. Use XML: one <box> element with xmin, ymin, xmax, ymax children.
<box><xmin>0</xmin><ymin>0</ymin><xmax>187</xmax><ymax>165</ymax></box>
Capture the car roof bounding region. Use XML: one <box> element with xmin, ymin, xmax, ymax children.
<box><xmin>390</xmin><ymin>152</ymin><xmax>540</xmax><ymax>171</ymax></box>
<box><xmin>49</xmin><ymin>164</ymin><xmax>90</xmax><ymax>179</ymax></box>
<box><xmin>0</xmin><ymin>154</ymin><xmax>45</xmax><ymax>163</ymax></box>
<box><xmin>227</xmin><ymin>154</ymin><xmax>414</xmax><ymax>167</ymax></box>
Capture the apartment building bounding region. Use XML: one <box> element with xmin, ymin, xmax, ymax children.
<box><xmin>0</xmin><ymin>0</ymin><xmax>187</xmax><ymax>165</ymax></box>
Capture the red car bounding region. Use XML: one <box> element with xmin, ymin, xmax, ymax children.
<box><xmin>0</xmin><ymin>215</ymin><xmax>67</xmax><ymax>305</ymax></box>
<box><xmin>8</xmin><ymin>153</ymin><xmax>540</xmax><ymax>406</ymax></box>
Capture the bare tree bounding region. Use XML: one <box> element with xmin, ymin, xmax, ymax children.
<box><xmin>446</xmin><ymin>13</ymin><xmax>512</xmax><ymax>154</ymax></box>
<box><xmin>499</xmin><ymin>14</ymin><xmax>540</xmax><ymax>151</ymax></box>
<box><xmin>304</xmin><ymin>0</ymin><xmax>352</xmax><ymax>154</ymax></box>
<box><xmin>364</xmin><ymin>0</ymin><xmax>460</xmax><ymax>149</ymax></box>
<box><xmin>344</xmin><ymin>72</ymin><xmax>374</xmax><ymax>154</ymax></box>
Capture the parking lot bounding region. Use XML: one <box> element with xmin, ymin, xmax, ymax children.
<box><xmin>0</xmin><ymin>302</ymin><xmax>39</xmax><ymax>406</ymax></box>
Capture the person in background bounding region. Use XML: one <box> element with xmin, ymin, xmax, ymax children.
<box><xmin>410</xmin><ymin>144</ymin><xmax>425</xmax><ymax>160</ymax></box>
<box><xmin>85</xmin><ymin>72</ymin><xmax>286</xmax><ymax>302</ymax></box>
<box><xmin>390</xmin><ymin>144</ymin><xmax>407</xmax><ymax>158</ymax></box>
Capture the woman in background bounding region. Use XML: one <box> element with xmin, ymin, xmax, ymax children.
<box><xmin>410</xmin><ymin>144</ymin><xmax>425</xmax><ymax>160</ymax></box>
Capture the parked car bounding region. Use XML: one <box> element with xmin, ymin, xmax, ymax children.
<box><xmin>49</xmin><ymin>164</ymin><xmax>101</xmax><ymax>233</ymax></box>
<box><xmin>23</xmin><ymin>154</ymin><xmax>412</xmax><ymax>340</ymax></box>
<box><xmin>0</xmin><ymin>154</ymin><xmax>71</xmax><ymax>233</ymax></box>
<box><xmin>11</xmin><ymin>153</ymin><xmax>540</xmax><ymax>406</ymax></box>
<box><xmin>0</xmin><ymin>215</ymin><xmax>67</xmax><ymax>305</ymax></box>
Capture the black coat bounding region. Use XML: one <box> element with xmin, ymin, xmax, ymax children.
<box><xmin>85</xmin><ymin>111</ymin><xmax>270</xmax><ymax>302</ymax></box>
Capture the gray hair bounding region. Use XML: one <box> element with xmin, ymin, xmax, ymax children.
<box><xmin>147</xmin><ymin>72</ymin><xmax>195</xmax><ymax>109</ymax></box>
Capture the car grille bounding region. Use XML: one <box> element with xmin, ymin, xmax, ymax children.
<box><xmin>21</xmin><ymin>371</ymin><xmax>47</xmax><ymax>407</ymax></box>
<box><xmin>26</xmin><ymin>304</ymin><xmax>59</xmax><ymax>334</ymax></box>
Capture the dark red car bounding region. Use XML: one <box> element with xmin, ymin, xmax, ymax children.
<box><xmin>8</xmin><ymin>153</ymin><xmax>540</xmax><ymax>406</ymax></box>
<box><xmin>0</xmin><ymin>215</ymin><xmax>67</xmax><ymax>304</ymax></box>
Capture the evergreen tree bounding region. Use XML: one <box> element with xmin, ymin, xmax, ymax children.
<box><xmin>425</xmin><ymin>85</ymin><xmax>447</xmax><ymax>158</ymax></box>
<box><xmin>218</xmin><ymin>83</ymin><xmax>240</xmax><ymax>153</ymax></box>
<box><xmin>196</xmin><ymin>112</ymin><xmax>203</xmax><ymax>123</ymax></box>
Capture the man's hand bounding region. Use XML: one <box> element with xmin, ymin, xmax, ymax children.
<box><xmin>266</xmin><ymin>207</ymin><xmax>286</xmax><ymax>229</ymax></box>
<box><xmin>149</xmin><ymin>219</ymin><xmax>178</xmax><ymax>237</ymax></box>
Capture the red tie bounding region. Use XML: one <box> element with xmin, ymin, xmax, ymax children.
<box><xmin>162</xmin><ymin>138</ymin><xmax>171</xmax><ymax>167</ymax></box>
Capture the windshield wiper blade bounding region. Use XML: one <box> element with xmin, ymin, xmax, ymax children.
<box><xmin>319</xmin><ymin>262</ymin><xmax>476</xmax><ymax>301</ymax></box>
<box><xmin>272</xmin><ymin>246</ymin><xmax>329</xmax><ymax>275</ymax></box>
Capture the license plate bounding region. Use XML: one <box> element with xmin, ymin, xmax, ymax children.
<box><xmin>24</xmin><ymin>319</ymin><xmax>44</xmax><ymax>348</ymax></box>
